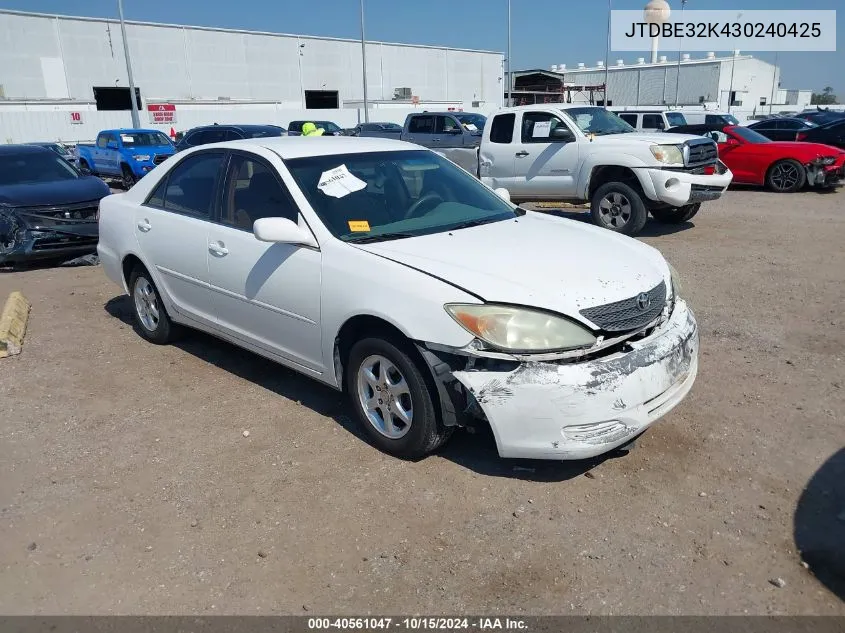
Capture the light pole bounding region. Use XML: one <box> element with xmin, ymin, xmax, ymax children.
<box><xmin>673</xmin><ymin>0</ymin><xmax>687</xmax><ymax>107</ymax></box>
<box><xmin>360</xmin><ymin>0</ymin><xmax>370</xmax><ymax>122</ymax></box>
<box><xmin>117</xmin><ymin>0</ymin><xmax>140</xmax><ymax>128</ymax></box>
<box><xmin>507</xmin><ymin>0</ymin><xmax>512</xmax><ymax>106</ymax></box>
<box><xmin>769</xmin><ymin>51</ymin><xmax>778</xmax><ymax>115</ymax></box>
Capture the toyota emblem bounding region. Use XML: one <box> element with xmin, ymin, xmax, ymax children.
<box><xmin>636</xmin><ymin>292</ymin><xmax>651</xmax><ymax>311</ymax></box>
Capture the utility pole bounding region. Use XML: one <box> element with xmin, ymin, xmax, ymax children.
<box><xmin>769</xmin><ymin>51</ymin><xmax>778</xmax><ymax>116</ymax></box>
<box><xmin>360</xmin><ymin>0</ymin><xmax>370</xmax><ymax>122</ymax></box>
<box><xmin>674</xmin><ymin>0</ymin><xmax>687</xmax><ymax>107</ymax></box>
<box><xmin>117</xmin><ymin>0</ymin><xmax>140</xmax><ymax>128</ymax></box>
<box><xmin>604</xmin><ymin>0</ymin><xmax>611</xmax><ymax>107</ymax></box>
<box><xmin>507</xmin><ymin>0</ymin><xmax>512</xmax><ymax>107</ymax></box>
<box><xmin>728</xmin><ymin>51</ymin><xmax>737</xmax><ymax>114</ymax></box>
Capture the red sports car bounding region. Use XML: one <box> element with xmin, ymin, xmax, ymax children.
<box><xmin>668</xmin><ymin>123</ymin><xmax>845</xmax><ymax>193</ymax></box>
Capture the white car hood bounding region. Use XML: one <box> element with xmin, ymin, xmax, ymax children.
<box><xmin>354</xmin><ymin>212</ymin><xmax>669</xmax><ymax>326</ymax></box>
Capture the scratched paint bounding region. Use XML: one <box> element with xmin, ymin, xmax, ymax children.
<box><xmin>452</xmin><ymin>299</ymin><xmax>699</xmax><ymax>460</ymax></box>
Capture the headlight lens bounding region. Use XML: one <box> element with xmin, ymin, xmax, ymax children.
<box><xmin>133</xmin><ymin>154</ymin><xmax>151</xmax><ymax>161</ymax></box>
<box><xmin>667</xmin><ymin>262</ymin><xmax>682</xmax><ymax>299</ymax></box>
<box><xmin>445</xmin><ymin>304</ymin><xmax>597</xmax><ymax>352</ymax></box>
<box><xmin>815</xmin><ymin>156</ymin><xmax>837</xmax><ymax>166</ymax></box>
<box><xmin>650</xmin><ymin>144</ymin><xmax>684</xmax><ymax>165</ymax></box>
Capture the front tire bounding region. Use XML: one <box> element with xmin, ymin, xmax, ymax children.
<box><xmin>128</xmin><ymin>267</ymin><xmax>178</xmax><ymax>344</ymax></box>
<box><xmin>121</xmin><ymin>164</ymin><xmax>137</xmax><ymax>190</ymax></box>
<box><xmin>591</xmin><ymin>182</ymin><xmax>648</xmax><ymax>235</ymax></box>
<box><xmin>766</xmin><ymin>159</ymin><xmax>806</xmax><ymax>193</ymax></box>
<box><xmin>650</xmin><ymin>203</ymin><xmax>701</xmax><ymax>224</ymax></box>
<box><xmin>346</xmin><ymin>336</ymin><xmax>451</xmax><ymax>459</ymax></box>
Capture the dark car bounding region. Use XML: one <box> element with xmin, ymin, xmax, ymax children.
<box><xmin>794</xmin><ymin>118</ymin><xmax>845</xmax><ymax>150</ymax></box>
<box><xmin>26</xmin><ymin>142</ymin><xmax>79</xmax><ymax>168</ymax></box>
<box><xmin>287</xmin><ymin>120</ymin><xmax>344</xmax><ymax>136</ymax></box>
<box><xmin>746</xmin><ymin>117</ymin><xmax>818</xmax><ymax>141</ymax></box>
<box><xmin>346</xmin><ymin>122</ymin><xmax>403</xmax><ymax>138</ymax></box>
<box><xmin>793</xmin><ymin>108</ymin><xmax>845</xmax><ymax>126</ymax></box>
<box><xmin>0</xmin><ymin>145</ymin><xmax>111</xmax><ymax>266</ymax></box>
<box><xmin>175</xmin><ymin>124</ymin><xmax>287</xmax><ymax>152</ymax></box>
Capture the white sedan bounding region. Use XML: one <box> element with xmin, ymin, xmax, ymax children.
<box><xmin>98</xmin><ymin>136</ymin><xmax>699</xmax><ymax>461</ymax></box>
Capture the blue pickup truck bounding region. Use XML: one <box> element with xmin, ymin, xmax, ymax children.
<box><xmin>77</xmin><ymin>129</ymin><xmax>175</xmax><ymax>189</ymax></box>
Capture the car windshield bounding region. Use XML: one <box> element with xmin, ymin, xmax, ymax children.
<box><xmin>456</xmin><ymin>113</ymin><xmax>487</xmax><ymax>131</ymax></box>
<box><xmin>666</xmin><ymin>112</ymin><xmax>687</xmax><ymax>126</ymax></box>
<box><xmin>120</xmin><ymin>132</ymin><xmax>172</xmax><ymax>147</ymax></box>
<box><xmin>721</xmin><ymin>114</ymin><xmax>740</xmax><ymax>125</ymax></box>
<box><xmin>0</xmin><ymin>151</ymin><xmax>80</xmax><ymax>185</ymax></box>
<box><xmin>730</xmin><ymin>127</ymin><xmax>771</xmax><ymax>144</ymax></box>
<box><xmin>378</xmin><ymin>123</ymin><xmax>402</xmax><ymax>130</ymax></box>
<box><xmin>285</xmin><ymin>150</ymin><xmax>519</xmax><ymax>243</ymax></box>
<box><xmin>561</xmin><ymin>107</ymin><xmax>634</xmax><ymax>135</ymax></box>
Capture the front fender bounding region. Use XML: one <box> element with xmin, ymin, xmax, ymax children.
<box><xmin>576</xmin><ymin>154</ymin><xmax>659</xmax><ymax>200</ymax></box>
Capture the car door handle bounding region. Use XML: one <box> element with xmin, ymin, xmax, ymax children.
<box><xmin>208</xmin><ymin>242</ymin><xmax>229</xmax><ymax>257</ymax></box>
<box><xmin>515</xmin><ymin>151</ymin><xmax>530</xmax><ymax>157</ymax></box>
<box><xmin>137</xmin><ymin>219</ymin><xmax>151</xmax><ymax>232</ymax></box>
<box><xmin>433</xmin><ymin>137</ymin><xmax>441</xmax><ymax>142</ymax></box>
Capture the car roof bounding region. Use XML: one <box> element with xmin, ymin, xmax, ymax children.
<box><xmin>103</xmin><ymin>128</ymin><xmax>162</xmax><ymax>134</ymax></box>
<box><xmin>188</xmin><ymin>124</ymin><xmax>284</xmax><ymax>132</ymax></box>
<box><xmin>197</xmin><ymin>136</ymin><xmax>422</xmax><ymax>160</ymax></box>
<box><xmin>0</xmin><ymin>144</ymin><xmax>53</xmax><ymax>155</ymax></box>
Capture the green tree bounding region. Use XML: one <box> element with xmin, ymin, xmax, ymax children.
<box><xmin>810</xmin><ymin>86</ymin><xmax>838</xmax><ymax>105</ymax></box>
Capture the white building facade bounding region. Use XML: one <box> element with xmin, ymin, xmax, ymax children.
<box><xmin>0</xmin><ymin>10</ymin><xmax>504</xmax><ymax>143</ymax></box>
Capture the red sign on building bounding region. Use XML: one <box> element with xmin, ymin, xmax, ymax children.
<box><xmin>147</xmin><ymin>103</ymin><xmax>176</xmax><ymax>124</ymax></box>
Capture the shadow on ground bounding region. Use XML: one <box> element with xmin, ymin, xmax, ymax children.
<box><xmin>105</xmin><ymin>295</ymin><xmax>619</xmax><ymax>483</ymax></box>
<box><xmin>794</xmin><ymin>447</ymin><xmax>845</xmax><ymax>601</ymax></box>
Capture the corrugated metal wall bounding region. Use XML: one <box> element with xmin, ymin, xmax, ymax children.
<box><xmin>565</xmin><ymin>63</ymin><xmax>720</xmax><ymax>106</ymax></box>
<box><xmin>0</xmin><ymin>11</ymin><xmax>503</xmax><ymax>105</ymax></box>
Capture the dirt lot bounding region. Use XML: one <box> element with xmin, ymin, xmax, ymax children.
<box><xmin>0</xmin><ymin>188</ymin><xmax>843</xmax><ymax>615</ymax></box>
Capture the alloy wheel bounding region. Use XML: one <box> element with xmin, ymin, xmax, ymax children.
<box><xmin>356</xmin><ymin>354</ymin><xmax>414</xmax><ymax>439</ymax></box>
<box><xmin>598</xmin><ymin>192</ymin><xmax>632</xmax><ymax>228</ymax></box>
<box><xmin>770</xmin><ymin>162</ymin><xmax>800</xmax><ymax>191</ymax></box>
<box><xmin>133</xmin><ymin>277</ymin><xmax>160</xmax><ymax>332</ymax></box>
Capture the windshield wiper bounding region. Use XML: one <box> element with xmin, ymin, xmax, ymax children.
<box><xmin>448</xmin><ymin>217</ymin><xmax>505</xmax><ymax>230</ymax></box>
<box><xmin>346</xmin><ymin>232</ymin><xmax>417</xmax><ymax>244</ymax></box>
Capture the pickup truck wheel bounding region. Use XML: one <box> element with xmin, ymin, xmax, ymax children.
<box><xmin>128</xmin><ymin>267</ymin><xmax>179</xmax><ymax>344</ymax></box>
<box><xmin>121</xmin><ymin>164</ymin><xmax>137</xmax><ymax>190</ymax></box>
<box><xmin>766</xmin><ymin>159</ymin><xmax>806</xmax><ymax>193</ymax></box>
<box><xmin>79</xmin><ymin>158</ymin><xmax>91</xmax><ymax>172</ymax></box>
<box><xmin>650</xmin><ymin>203</ymin><xmax>701</xmax><ymax>224</ymax></box>
<box><xmin>591</xmin><ymin>182</ymin><xmax>648</xmax><ymax>235</ymax></box>
<box><xmin>347</xmin><ymin>336</ymin><xmax>452</xmax><ymax>460</ymax></box>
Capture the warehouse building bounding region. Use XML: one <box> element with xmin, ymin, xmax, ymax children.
<box><xmin>513</xmin><ymin>52</ymin><xmax>811</xmax><ymax>119</ymax></box>
<box><xmin>0</xmin><ymin>9</ymin><xmax>503</xmax><ymax>142</ymax></box>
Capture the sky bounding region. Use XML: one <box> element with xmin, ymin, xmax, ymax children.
<box><xmin>4</xmin><ymin>0</ymin><xmax>843</xmax><ymax>96</ymax></box>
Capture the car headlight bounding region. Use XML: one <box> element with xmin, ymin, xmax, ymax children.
<box><xmin>814</xmin><ymin>156</ymin><xmax>837</xmax><ymax>166</ymax></box>
<box><xmin>667</xmin><ymin>262</ymin><xmax>682</xmax><ymax>300</ymax></box>
<box><xmin>445</xmin><ymin>304</ymin><xmax>596</xmax><ymax>352</ymax></box>
<box><xmin>650</xmin><ymin>144</ymin><xmax>684</xmax><ymax>165</ymax></box>
<box><xmin>133</xmin><ymin>154</ymin><xmax>151</xmax><ymax>161</ymax></box>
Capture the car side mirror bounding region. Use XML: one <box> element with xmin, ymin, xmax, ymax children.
<box><xmin>494</xmin><ymin>187</ymin><xmax>511</xmax><ymax>203</ymax></box>
<box><xmin>253</xmin><ymin>217</ymin><xmax>317</xmax><ymax>247</ymax></box>
<box><xmin>550</xmin><ymin>127</ymin><xmax>575</xmax><ymax>142</ymax></box>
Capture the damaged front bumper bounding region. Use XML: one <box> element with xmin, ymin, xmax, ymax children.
<box><xmin>0</xmin><ymin>206</ymin><xmax>99</xmax><ymax>264</ymax></box>
<box><xmin>806</xmin><ymin>162</ymin><xmax>844</xmax><ymax>188</ymax></box>
<box><xmin>450</xmin><ymin>299</ymin><xmax>699</xmax><ymax>460</ymax></box>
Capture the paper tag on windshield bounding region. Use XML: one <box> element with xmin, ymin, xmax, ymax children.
<box><xmin>464</xmin><ymin>123</ymin><xmax>478</xmax><ymax>131</ymax></box>
<box><xmin>532</xmin><ymin>121</ymin><xmax>551</xmax><ymax>138</ymax></box>
<box><xmin>348</xmin><ymin>220</ymin><xmax>370</xmax><ymax>232</ymax></box>
<box><xmin>317</xmin><ymin>165</ymin><xmax>367</xmax><ymax>198</ymax></box>
<box><xmin>120</xmin><ymin>134</ymin><xmax>133</xmax><ymax>143</ymax></box>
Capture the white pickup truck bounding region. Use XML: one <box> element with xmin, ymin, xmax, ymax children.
<box><xmin>440</xmin><ymin>104</ymin><xmax>733</xmax><ymax>235</ymax></box>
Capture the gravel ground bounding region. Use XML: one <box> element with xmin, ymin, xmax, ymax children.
<box><xmin>0</xmin><ymin>188</ymin><xmax>843</xmax><ymax>615</ymax></box>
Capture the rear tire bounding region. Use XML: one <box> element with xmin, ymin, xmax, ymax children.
<box><xmin>346</xmin><ymin>336</ymin><xmax>452</xmax><ymax>459</ymax></box>
<box><xmin>590</xmin><ymin>182</ymin><xmax>648</xmax><ymax>236</ymax></box>
<box><xmin>128</xmin><ymin>266</ymin><xmax>179</xmax><ymax>344</ymax></box>
<box><xmin>650</xmin><ymin>203</ymin><xmax>701</xmax><ymax>224</ymax></box>
<box><xmin>766</xmin><ymin>159</ymin><xmax>806</xmax><ymax>193</ymax></box>
<box><xmin>121</xmin><ymin>164</ymin><xmax>137</xmax><ymax>190</ymax></box>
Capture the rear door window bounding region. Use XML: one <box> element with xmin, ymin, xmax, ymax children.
<box><xmin>619</xmin><ymin>113</ymin><xmax>638</xmax><ymax>127</ymax></box>
<box><xmin>642</xmin><ymin>114</ymin><xmax>665</xmax><ymax>130</ymax></box>
<box><xmin>408</xmin><ymin>116</ymin><xmax>435</xmax><ymax>134</ymax></box>
<box><xmin>162</xmin><ymin>152</ymin><xmax>225</xmax><ymax>219</ymax></box>
<box><xmin>489</xmin><ymin>113</ymin><xmax>515</xmax><ymax>143</ymax></box>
